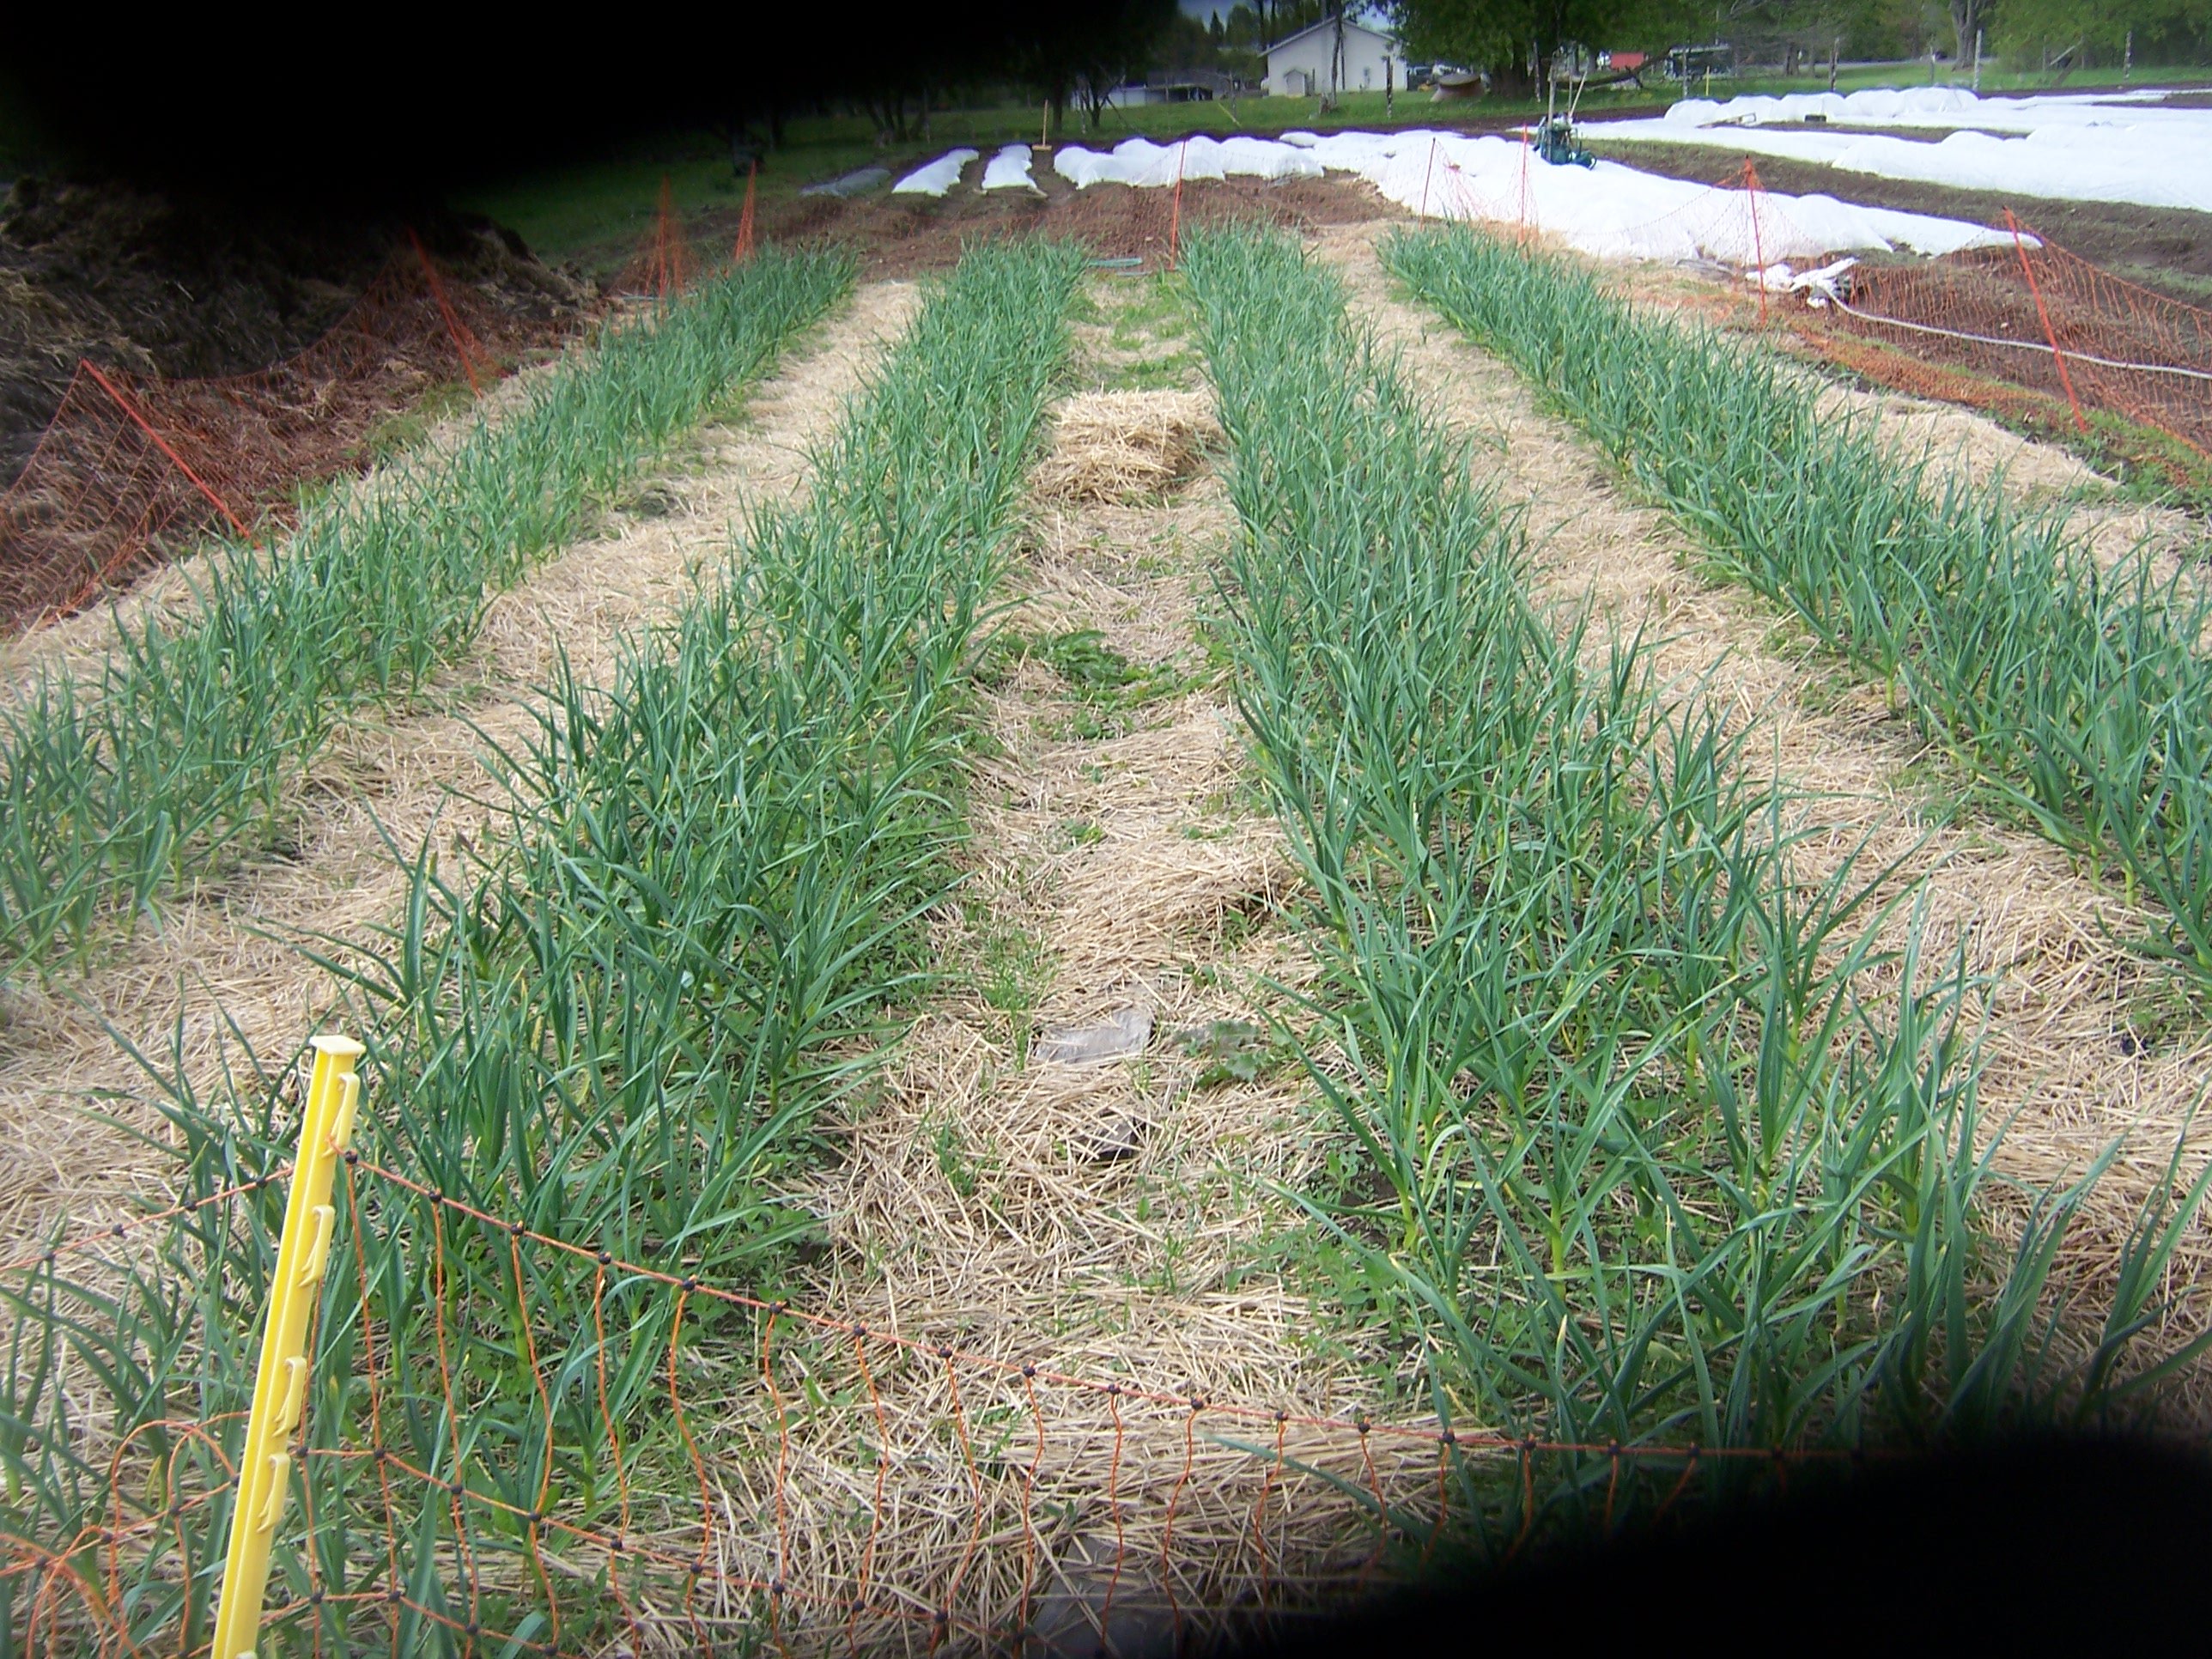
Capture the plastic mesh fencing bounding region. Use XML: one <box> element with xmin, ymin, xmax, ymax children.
<box><xmin>0</xmin><ymin>239</ymin><xmax>535</xmax><ymax>632</ymax></box>
<box><xmin>0</xmin><ymin>1128</ymin><xmax>1855</xmax><ymax>1656</ymax></box>
<box><xmin>605</xmin><ymin>175</ymin><xmax>765</xmax><ymax>302</ymax></box>
<box><xmin>1449</xmin><ymin>161</ymin><xmax>2211</xmax><ymax>465</ymax></box>
<box><xmin>1810</xmin><ymin>220</ymin><xmax>2212</xmax><ymax>459</ymax></box>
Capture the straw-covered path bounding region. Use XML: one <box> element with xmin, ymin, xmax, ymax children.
<box><xmin>0</xmin><ymin>283</ymin><xmax>916</xmax><ymax>1259</ymax></box>
<box><xmin>1316</xmin><ymin>221</ymin><xmax>2212</xmax><ymax>1415</ymax></box>
<box><xmin>697</xmin><ymin>272</ymin><xmax>1434</xmax><ymax>1650</ymax></box>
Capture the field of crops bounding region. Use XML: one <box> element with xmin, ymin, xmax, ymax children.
<box><xmin>1</xmin><ymin>204</ymin><xmax>2208</xmax><ymax>1651</ymax></box>
<box><xmin>1386</xmin><ymin>227</ymin><xmax>2212</xmax><ymax>984</ymax></box>
<box><xmin>0</xmin><ymin>249</ymin><xmax>852</xmax><ymax>981</ymax></box>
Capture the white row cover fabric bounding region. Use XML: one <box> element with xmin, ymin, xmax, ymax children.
<box><xmin>981</xmin><ymin>143</ymin><xmax>1043</xmax><ymax>192</ymax></box>
<box><xmin>1047</xmin><ymin>128</ymin><xmax>2017</xmax><ymax>265</ymax></box>
<box><xmin>892</xmin><ymin>149</ymin><xmax>979</xmax><ymax>197</ymax></box>
<box><xmin>1592</xmin><ymin>88</ymin><xmax>2212</xmax><ymax>216</ymax></box>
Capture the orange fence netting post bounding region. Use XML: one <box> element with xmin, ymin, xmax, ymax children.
<box><xmin>1169</xmin><ymin>138</ymin><xmax>1188</xmax><ymax>270</ymax></box>
<box><xmin>406</xmin><ymin>227</ymin><xmax>487</xmax><ymax>395</ymax></box>
<box><xmin>1516</xmin><ymin>123</ymin><xmax>1531</xmax><ymax>246</ymax></box>
<box><xmin>734</xmin><ymin>161</ymin><xmax>758</xmax><ymax>265</ymax></box>
<box><xmin>1745</xmin><ymin>157</ymin><xmax>1767</xmax><ymax>325</ymax></box>
<box><xmin>2008</xmin><ymin>207</ymin><xmax>2089</xmax><ymax>433</ymax></box>
<box><xmin>76</xmin><ymin>359</ymin><xmax>251</xmax><ymax>540</ymax></box>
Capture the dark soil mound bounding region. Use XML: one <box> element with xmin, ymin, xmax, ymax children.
<box><xmin>0</xmin><ymin>179</ymin><xmax>591</xmax><ymax>488</ymax></box>
<box><xmin>723</xmin><ymin>171</ymin><xmax>1398</xmax><ymax>283</ymax></box>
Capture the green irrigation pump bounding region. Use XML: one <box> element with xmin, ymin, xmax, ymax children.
<box><xmin>1534</xmin><ymin>115</ymin><xmax>1594</xmax><ymax>167</ymax></box>
<box><xmin>1537</xmin><ymin>57</ymin><xmax>1596</xmax><ymax>167</ymax></box>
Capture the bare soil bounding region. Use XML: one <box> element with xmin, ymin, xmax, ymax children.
<box><xmin>726</xmin><ymin>173</ymin><xmax>1395</xmax><ymax>281</ymax></box>
<box><xmin>0</xmin><ymin>178</ymin><xmax>592</xmax><ymax>490</ymax></box>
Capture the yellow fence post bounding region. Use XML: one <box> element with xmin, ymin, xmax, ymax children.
<box><xmin>212</xmin><ymin>1035</ymin><xmax>366</xmax><ymax>1659</ymax></box>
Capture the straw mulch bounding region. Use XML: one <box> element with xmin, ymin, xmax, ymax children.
<box><xmin>696</xmin><ymin>387</ymin><xmax>1440</xmax><ymax>1650</ymax></box>
<box><xmin>1031</xmin><ymin>391</ymin><xmax>1219</xmax><ymax>504</ymax></box>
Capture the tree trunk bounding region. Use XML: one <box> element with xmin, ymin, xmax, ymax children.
<box><xmin>1949</xmin><ymin>0</ymin><xmax>1978</xmax><ymax>73</ymax></box>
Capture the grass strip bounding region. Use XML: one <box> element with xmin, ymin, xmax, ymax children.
<box><xmin>0</xmin><ymin>248</ymin><xmax>854</xmax><ymax>984</ymax></box>
<box><xmin>1383</xmin><ymin>226</ymin><xmax>2212</xmax><ymax>985</ymax></box>
<box><xmin>0</xmin><ymin>240</ymin><xmax>1085</xmax><ymax>1650</ymax></box>
<box><xmin>1182</xmin><ymin>225</ymin><xmax>2209</xmax><ymax>1551</ymax></box>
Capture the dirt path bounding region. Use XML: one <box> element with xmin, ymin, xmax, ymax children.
<box><xmin>0</xmin><ymin>283</ymin><xmax>915</xmax><ymax>1257</ymax></box>
<box><xmin>1317</xmin><ymin>221</ymin><xmax>2212</xmax><ymax>1413</ymax></box>
<box><xmin>698</xmin><ymin>281</ymin><xmax>1433</xmax><ymax>1650</ymax></box>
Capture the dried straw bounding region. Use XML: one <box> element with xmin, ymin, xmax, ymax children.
<box><xmin>1031</xmin><ymin>391</ymin><xmax>1219</xmax><ymax>504</ymax></box>
<box><xmin>702</xmin><ymin>377</ymin><xmax>1429</xmax><ymax>1649</ymax></box>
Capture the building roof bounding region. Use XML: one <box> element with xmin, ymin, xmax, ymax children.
<box><xmin>1264</xmin><ymin>15</ymin><xmax>1398</xmax><ymax>56</ymax></box>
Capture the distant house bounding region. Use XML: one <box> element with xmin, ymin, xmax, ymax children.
<box><xmin>1104</xmin><ymin>70</ymin><xmax>1242</xmax><ymax>106</ymax></box>
<box><xmin>1265</xmin><ymin>17</ymin><xmax>1402</xmax><ymax>99</ymax></box>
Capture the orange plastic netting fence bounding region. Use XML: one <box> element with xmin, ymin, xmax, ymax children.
<box><xmin>0</xmin><ymin>239</ymin><xmax>520</xmax><ymax>632</ymax></box>
<box><xmin>1807</xmin><ymin>218</ymin><xmax>2212</xmax><ymax>459</ymax></box>
<box><xmin>607</xmin><ymin>173</ymin><xmax>763</xmax><ymax>303</ymax></box>
<box><xmin>0</xmin><ymin>1139</ymin><xmax>1855</xmax><ymax>1656</ymax></box>
<box><xmin>1432</xmin><ymin>149</ymin><xmax>2209</xmax><ymax>465</ymax></box>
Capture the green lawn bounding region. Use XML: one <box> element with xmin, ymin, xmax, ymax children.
<box><xmin>1720</xmin><ymin>60</ymin><xmax>2211</xmax><ymax>96</ymax></box>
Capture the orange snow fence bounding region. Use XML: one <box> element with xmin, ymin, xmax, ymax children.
<box><xmin>0</xmin><ymin>241</ymin><xmax>508</xmax><ymax>631</ymax></box>
<box><xmin>1810</xmin><ymin>219</ymin><xmax>2212</xmax><ymax>459</ymax></box>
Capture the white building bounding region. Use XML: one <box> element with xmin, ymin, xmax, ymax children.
<box><xmin>1264</xmin><ymin>17</ymin><xmax>1402</xmax><ymax>98</ymax></box>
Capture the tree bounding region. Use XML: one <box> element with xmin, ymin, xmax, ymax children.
<box><xmin>1391</xmin><ymin>0</ymin><xmax>1962</xmax><ymax>86</ymax></box>
<box><xmin>1003</xmin><ymin>1</ymin><xmax>1177</xmax><ymax>136</ymax></box>
<box><xmin>1389</xmin><ymin>0</ymin><xmax>1664</xmax><ymax>88</ymax></box>
<box><xmin>1994</xmin><ymin>0</ymin><xmax>2212</xmax><ymax>65</ymax></box>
